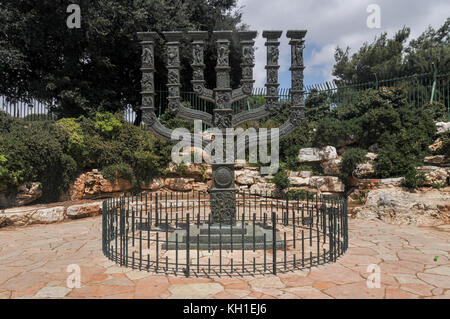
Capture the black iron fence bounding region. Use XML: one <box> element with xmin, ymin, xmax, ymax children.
<box><xmin>4</xmin><ymin>71</ymin><xmax>447</xmax><ymax>123</ymax></box>
<box><xmin>102</xmin><ymin>191</ymin><xmax>348</xmax><ymax>277</ymax></box>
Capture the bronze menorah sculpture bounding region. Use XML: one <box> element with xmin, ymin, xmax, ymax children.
<box><xmin>137</xmin><ymin>30</ymin><xmax>307</xmax><ymax>225</ymax></box>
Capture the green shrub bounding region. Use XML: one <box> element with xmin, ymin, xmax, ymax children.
<box><xmin>339</xmin><ymin>148</ymin><xmax>367</xmax><ymax>185</ymax></box>
<box><xmin>102</xmin><ymin>163</ymin><xmax>135</xmax><ymax>184</ymax></box>
<box><xmin>286</xmin><ymin>189</ymin><xmax>316</xmax><ymax>200</ymax></box>
<box><xmin>0</xmin><ymin>154</ymin><xmax>24</xmax><ymax>188</ymax></box>
<box><xmin>401</xmin><ymin>168</ymin><xmax>425</xmax><ymax>190</ymax></box>
<box><xmin>55</xmin><ymin>118</ymin><xmax>87</xmax><ymax>165</ymax></box>
<box><xmin>273</xmin><ymin>169</ymin><xmax>290</xmax><ymax>191</ymax></box>
<box><xmin>438</xmin><ymin>132</ymin><xmax>450</xmax><ymax>158</ymax></box>
<box><xmin>94</xmin><ymin>112</ymin><xmax>122</xmax><ymax>137</ymax></box>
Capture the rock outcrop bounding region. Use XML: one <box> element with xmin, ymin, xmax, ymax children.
<box><xmin>0</xmin><ymin>182</ymin><xmax>43</xmax><ymax>209</ymax></box>
<box><xmin>60</xmin><ymin>170</ymin><xmax>132</xmax><ymax>201</ymax></box>
<box><xmin>353</xmin><ymin>187</ymin><xmax>450</xmax><ymax>226</ymax></box>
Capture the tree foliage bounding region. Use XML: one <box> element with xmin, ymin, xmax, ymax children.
<box><xmin>0</xmin><ymin>0</ymin><xmax>245</xmax><ymax>118</ymax></box>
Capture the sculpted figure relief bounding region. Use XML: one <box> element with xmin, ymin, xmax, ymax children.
<box><xmin>142</xmin><ymin>47</ymin><xmax>153</xmax><ymax>66</ymax></box>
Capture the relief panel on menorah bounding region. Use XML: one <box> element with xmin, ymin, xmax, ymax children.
<box><xmin>142</xmin><ymin>95</ymin><xmax>154</xmax><ymax>108</ymax></box>
<box><xmin>267</xmin><ymin>68</ymin><xmax>278</xmax><ymax>83</ymax></box>
<box><xmin>292</xmin><ymin>71</ymin><xmax>304</xmax><ymax>88</ymax></box>
<box><xmin>242</xmin><ymin>46</ymin><xmax>255</xmax><ymax>65</ymax></box>
<box><xmin>289</xmin><ymin>108</ymin><xmax>305</xmax><ymax>126</ymax></box>
<box><xmin>213</xmin><ymin>111</ymin><xmax>232</xmax><ymax>129</ymax></box>
<box><xmin>215</xmin><ymin>92</ymin><xmax>231</xmax><ymax>109</ymax></box>
<box><xmin>217</xmin><ymin>44</ymin><xmax>230</xmax><ymax>66</ymax></box>
<box><xmin>167</xmin><ymin>46</ymin><xmax>179</xmax><ymax>66</ymax></box>
<box><xmin>193</xmin><ymin>69</ymin><xmax>203</xmax><ymax>81</ymax></box>
<box><xmin>192</xmin><ymin>44</ymin><xmax>204</xmax><ymax>65</ymax></box>
<box><xmin>168</xmin><ymin>85</ymin><xmax>179</xmax><ymax>97</ymax></box>
<box><xmin>267</xmin><ymin>46</ymin><xmax>279</xmax><ymax>65</ymax></box>
<box><xmin>242</xmin><ymin>66</ymin><xmax>253</xmax><ymax>79</ymax></box>
<box><xmin>141</xmin><ymin>47</ymin><xmax>154</xmax><ymax>68</ymax></box>
<box><xmin>168</xmin><ymin>69</ymin><xmax>179</xmax><ymax>84</ymax></box>
<box><xmin>216</xmin><ymin>72</ymin><xmax>230</xmax><ymax>88</ymax></box>
<box><xmin>141</xmin><ymin>73</ymin><xmax>154</xmax><ymax>92</ymax></box>
<box><xmin>292</xmin><ymin>43</ymin><xmax>305</xmax><ymax>66</ymax></box>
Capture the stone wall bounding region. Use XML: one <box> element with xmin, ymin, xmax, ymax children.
<box><xmin>0</xmin><ymin>200</ymin><xmax>103</xmax><ymax>228</ymax></box>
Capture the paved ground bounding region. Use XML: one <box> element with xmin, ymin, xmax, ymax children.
<box><xmin>0</xmin><ymin>216</ymin><xmax>449</xmax><ymax>299</ymax></box>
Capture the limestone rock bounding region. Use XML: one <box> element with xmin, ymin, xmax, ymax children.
<box><xmin>424</xmin><ymin>155</ymin><xmax>448</xmax><ymax>166</ymax></box>
<box><xmin>354</xmin><ymin>187</ymin><xmax>450</xmax><ymax>226</ymax></box>
<box><xmin>30</xmin><ymin>206</ymin><xmax>65</xmax><ymax>224</ymax></box>
<box><xmin>321</xmin><ymin>157</ymin><xmax>342</xmax><ymax>175</ymax></box>
<box><xmin>429</xmin><ymin>138</ymin><xmax>443</xmax><ymax>153</ymax></box>
<box><xmin>141</xmin><ymin>178</ymin><xmax>164</xmax><ymax>191</ymax></box>
<box><xmin>416</xmin><ymin>166</ymin><xmax>448</xmax><ymax>186</ymax></box>
<box><xmin>234</xmin><ymin>159</ymin><xmax>247</xmax><ymax>169</ymax></box>
<box><xmin>66</xmin><ymin>202</ymin><xmax>102</xmax><ymax>219</ymax></box>
<box><xmin>15</xmin><ymin>182</ymin><xmax>43</xmax><ymax>206</ymax></box>
<box><xmin>289</xmin><ymin>177</ymin><xmax>310</xmax><ymax>186</ymax></box>
<box><xmin>250</xmin><ymin>182</ymin><xmax>276</xmax><ymax>194</ymax></box>
<box><xmin>353</xmin><ymin>163</ymin><xmax>375</xmax><ymax>179</ymax></box>
<box><xmin>309</xmin><ymin>176</ymin><xmax>345</xmax><ymax>193</ymax></box>
<box><xmin>164</xmin><ymin>178</ymin><xmax>194</xmax><ymax>192</ymax></box>
<box><xmin>298</xmin><ymin>146</ymin><xmax>337</xmax><ymax>163</ymax></box>
<box><xmin>0</xmin><ymin>182</ymin><xmax>43</xmax><ymax>209</ymax></box>
<box><xmin>235</xmin><ymin>169</ymin><xmax>260</xmax><ymax>185</ymax></box>
<box><xmin>62</xmin><ymin>170</ymin><xmax>132</xmax><ymax>201</ymax></box>
<box><xmin>436</xmin><ymin>122</ymin><xmax>450</xmax><ymax>135</ymax></box>
<box><xmin>289</xmin><ymin>170</ymin><xmax>312</xmax><ymax>178</ymax></box>
<box><xmin>365</xmin><ymin>152</ymin><xmax>377</xmax><ymax>161</ymax></box>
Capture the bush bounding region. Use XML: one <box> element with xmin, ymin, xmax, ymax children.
<box><xmin>0</xmin><ymin>154</ymin><xmax>24</xmax><ymax>188</ymax></box>
<box><xmin>102</xmin><ymin>163</ymin><xmax>135</xmax><ymax>184</ymax></box>
<box><xmin>94</xmin><ymin>112</ymin><xmax>122</xmax><ymax>137</ymax></box>
<box><xmin>273</xmin><ymin>169</ymin><xmax>290</xmax><ymax>191</ymax></box>
<box><xmin>401</xmin><ymin>168</ymin><xmax>425</xmax><ymax>190</ymax></box>
<box><xmin>339</xmin><ymin>148</ymin><xmax>367</xmax><ymax>185</ymax></box>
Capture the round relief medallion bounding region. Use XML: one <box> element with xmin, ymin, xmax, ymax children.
<box><xmin>214</xmin><ymin>166</ymin><xmax>233</xmax><ymax>188</ymax></box>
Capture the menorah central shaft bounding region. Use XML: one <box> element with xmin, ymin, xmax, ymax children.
<box><xmin>138</xmin><ymin>29</ymin><xmax>307</xmax><ymax>225</ymax></box>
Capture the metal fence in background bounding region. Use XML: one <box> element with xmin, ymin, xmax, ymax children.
<box><xmin>2</xmin><ymin>71</ymin><xmax>449</xmax><ymax>123</ymax></box>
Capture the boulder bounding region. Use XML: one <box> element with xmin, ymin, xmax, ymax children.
<box><xmin>141</xmin><ymin>178</ymin><xmax>164</xmax><ymax>191</ymax></box>
<box><xmin>354</xmin><ymin>187</ymin><xmax>450</xmax><ymax>226</ymax></box>
<box><xmin>424</xmin><ymin>155</ymin><xmax>448</xmax><ymax>166</ymax></box>
<box><xmin>436</xmin><ymin>122</ymin><xmax>450</xmax><ymax>135</ymax></box>
<box><xmin>365</xmin><ymin>152</ymin><xmax>377</xmax><ymax>161</ymax></box>
<box><xmin>416</xmin><ymin>166</ymin><xmax>448</xmax><ymax>186</ymax></box>
<box><xmin>234</xmin><ymin>159</ymin><xmax>247</xmax><ymax>169</ymax></box>
<box><xmin>309</xmin><ymin>176</ymin><xmax>345</xmax><ymax>193</ymax></box>
<box><xmin>321</xmin><ymin>157</ymin><xmax>341</xmax><ymax>175</ymax></box>
<box><xmin>30</xmin><ymin>206</ymin><xmax>65</xmax><ymax>224</ymax></box>
<box><xmin>353</xmin><ymin>162</ymin><xmax>375</xmax><ymax>179</ymax></box>
<box><xmin>0</xmin><ymin>182</ymin><xmax>43</xmax><ymax>208</ymax></box>
<box><xmin>429</xmin><ymin>138</ymin><xmax>443</xmax><ymax>153</ymax></box>
<box><xmin>66</xmin><ymin>202</ymin><xmax>102</xmax><ymax>219</ymax></box>
<box><xmin>164</xmin><ymin>178</ymin><xmax>194</xmax><ymax>192</ymax></box>
<box><xmin>298</xmin><ymin>148</ymin><xmax>321</xmax><ymax>162</ymax></box>
<box><xmin>249</xmin><ymin>182</ymin><xmax>276</xmax><ymax>194</ymax></box>
<box><xmin>298</xmin><ymin>146</ymin><xmax>337</xmax><ymax>163</ymax></box>
<box><xmin>166</xmin><ymin>162</ymin><xmax>210</xmax><ymax>181</ymax></box>
<box><xmin>235</xmin><ymin>169</ymin><xmax>260</xmax><ymax>185</ymax></box>
<box><xmin>0</xmin><ymin>205</ymin><xmax>65</xmax><ymax>227</ymax></box>
<box><xmin>289</xmin><ymin>177</ymin><xmax>310</xmax><ymax>187</ymax></box>
<box><xmin>62</xmin><ymin>170</ymin><xmax>132</xmax><ymax>201</ymax></box>
<box><xmin>289</xmin><ymin>171</ymin><xmax>312</xmax><ymax>178</ymax></box>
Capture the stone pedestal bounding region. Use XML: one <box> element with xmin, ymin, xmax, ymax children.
<box><xmin>210</xmin><ymin>163</ymin><xmax>236</xmax><ymax>223</ymax></box>
<box><xmin>164</xmin><ymin>222</ymin><xmax>283</xmax><ymax>250</ymax></box>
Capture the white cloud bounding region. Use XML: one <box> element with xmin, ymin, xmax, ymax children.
<box><xmin>238</xmin><ymin>0</ymin><xmax>450</xmax><ymax>87</ymax></box>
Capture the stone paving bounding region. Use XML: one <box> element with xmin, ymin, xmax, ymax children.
<box><xmin>0</xmin><ymin>216</ymin><xmax>449</xmax><ymax>299</ymax></box>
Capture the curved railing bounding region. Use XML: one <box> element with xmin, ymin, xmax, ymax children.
<box><xmin>102</xmin><ymin>191</ymin><xmax>348</xmax><ymax>277</ymax></box>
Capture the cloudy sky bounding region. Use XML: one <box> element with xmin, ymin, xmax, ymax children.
<box><xmin>237</xmin><ymin>0</ymin><xmax>450</xmax><ymax>88</ymax></box>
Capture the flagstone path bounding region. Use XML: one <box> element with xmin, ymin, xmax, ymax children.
<box><xmin>0</xmin><ymin>216</ymin><xmax>449</xmax><ymax>299</ymax></box>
